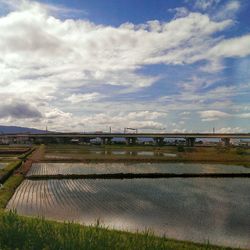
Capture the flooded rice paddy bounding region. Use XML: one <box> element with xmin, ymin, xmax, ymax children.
<box><xmin>7</xmin><ymin>162</ymin><xmax>250</xmax><ymax>248</ymax></box>
<box><xmin>27</xmin><ymin>162</ymin><xmax>250</xmax><ymax>176</ymax></box>
<box><xmin>7</xmin><ymin>177</ymin><xmax>250</xmax><ymax>248</ymax></box>
<box><xmin>44</xmin><ymin>150</ymin><xmax>177</xmax><ymax>160</ymax></box>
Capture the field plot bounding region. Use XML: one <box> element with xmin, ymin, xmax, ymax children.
<box><xmin>0</xmin><ymin>146</ymin><xmax>31</xmax><ymax>161</ymax></box>
<box><xmin>42</xmin><ymin>144</ymin><xmax>250</xmax><ymax>165</ymax></box>
<box><xmin>43</xmin><ymin>144</ymin><xmax>180</xmax><ymax>161</ymax></box>
<box><xmin>27</xmin><ymin>162</ymin><xmax>250</xmax><ymax>177</ymax></box>
<box><xmin>7</xmin><ymin>178</ymin><xmax>250</xmax><ymax>248</ymax></box>
<box><xmin>0</xmin><ymin>147</ymin><xmax>30</xmax><ymax>156</ymax></box>
<box><xmin>43</xmin><ymin>152</ymin><xmax>177</xmax><ymax>161</ymax></box>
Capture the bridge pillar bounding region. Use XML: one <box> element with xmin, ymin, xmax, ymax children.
<box><xmin>186</xmin><ymin>137</ymin><xmax>196</xmax><ymax>147</ymax></box>
<box><xmin>101</xmin><ymin>137</ymin><xmax>113</xmax><ymax>145</ymax></box>
<box><xmin>221</xmin><ymin>138</ymin><xmax>230</xmax><ymax>146</ymax></box>
<box><xmin>80</xmin><ymin>138</ymin><xmax>91</xmax><ymax>144</ymax></box>
<box><xmin>154</xmin><ymin>137</ymin><xmax>164</xmax><ymax>146</ymax></box>
<box><xmin>38</xmin><ymin>137</ymin><xmax>53</xmax><ymax>144</ymax></box>
<box><xmin>55</xmin><ymin>137</ymin><xmax>68</xmax><ymax>144</ymax></box>
<box><xmin>108</xmin><ymin>137</ymin><xmax>113</xmax><ymax>144</ymax></box>
<box><xmin>126</xmin><ymin>137</ymin><xmax>137</xmax><ymax>145</ymax></box>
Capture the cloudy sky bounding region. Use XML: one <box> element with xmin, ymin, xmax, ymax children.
<box><xmin>0</xmin><ymin>0</ymin><xmax>250</xmax><ymax>133</ymax></box>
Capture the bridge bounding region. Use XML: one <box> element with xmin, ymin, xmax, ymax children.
<box><xmin>1</xmin><ymin>133</ymin><xmax>250</xmax><ymax>146</ymax></box>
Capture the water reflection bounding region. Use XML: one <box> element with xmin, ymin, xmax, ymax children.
<box><xmin>110</xmin><ymin>151</ymin><xmax>126</xmax><ymax>155</ymax></box>
<box><xmin>44</xmin><ymin>149</ymin><xmax>178</xmax><ymax>159</ymax></box>
<box><xmin>137</xmin><ymin>151</ymin><xmax>154</xmax><ymax>156</ymax></box>
<box><xmin>86</xmin><ymin>150</ymin><xmax>177</xmax><ymax>157</ymax></box>
<box><xmin>7</xmin><ymin>178</ymin><xmax>250</xmax><ymax>248</ymax></box>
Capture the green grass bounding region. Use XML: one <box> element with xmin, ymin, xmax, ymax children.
<box><xmin>18</xmin><ymin>147</ymin><xmax>35</xmax><ymax>160</ymax></box>
<box><xmin>0</xmin><ymin>147</ymin><xmax>42</xmax><ymax>209</ymax></box>
<box><xmin>0</xmin><ymin>161</ymin><xmax>22</xmax><ymax>174</ymax></box>
<box><xmin>0</xmin><ymin>211</ymin><xmax>241</xmax><ymax>250</ymax></box>
<box><xmin>0</xmin><ymin>175</ymin><xmax>24</xmax><ymax>209</ymax></box>
<box><xmin>0</xmin><ymin>161</ymin><xmax>22</xmax><ymax>184</ymax></box>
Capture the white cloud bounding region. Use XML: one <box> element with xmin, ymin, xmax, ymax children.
<box><xmin>169</xmin><ymin>7</ymin><xmax>189</xmax><ymax>19</ymax></box>
<box><xmin>0</xmin><ymin>1</ymin><xmax>234</xmax><ymax>92</ymax></box>
<box><xmin>0</xmin><ymin>0</ymin><xmax>87</xmax><ymax>17</ymax></box>
<box><xmin>200</xmin><ymin>34</ymin><xmax>250</xmax><ymax>72</ymax></box>
<box><xmin>66</xmin><ymin>92</ymin><xmax>102</xmax><ymax>104</ymax></box>
<box><xmin>238</xmin><ymin>113</ymin><xmax>250</xmax><ymax>118</ymax></box>
<box><xmin>193</xmin><ymin>0</ymin><xmax>221</xmax><ymax>11</ymax></box>
<box><xmin>172</xmin><ymin>128</ymin><xmax>188</xmax><ymax>133</ymax></box>
<box><xmin>73</xmin><ymin>112</ymin><xmax>166</xmax><ymax>132</ymax></box>
<box><xmin>0</xmin><ymin>0</ymin><xmax>249</xmax><ymax>132</ymax></box>
<box><xmin>216</xmin><ymin>127</ymin><xmax>243</xmax><ymax>133</ymax></box>
<box><xmin>127</xmin><ymin>111</ymin><xmax>166</xmax><ymax>120</ymax></box>
<box><xmin>199</xmin><ymin>109</ymin><xmax>250</xmax><ymax>122</ymax></box>
<box><xmin>199</xmin><ymin>110</ymin><xmax>231</xmax><ymax>121</ymax></box>
<box><xmin>209</xmin><ymin>35</ymin><xmax>250</xmax><ymax>58</ymax></box>
<box><xmin>214</xmin><ymin>0</ymin><xmax>240</xmax><ymax>20</ymax></box>
<box><xmin>45</xmin><ymin>108</ymin><xmax>71</xmax><ymax>120</ymax></box>
<box><xmin>128</xmin><ymin>121</ymin><xmax>165</xmax><ymax>130</ymax></box>
<box><xmin>200</xmin><ymin>59</ymin><xmax>224</xmax><ymax>73</ymax></box>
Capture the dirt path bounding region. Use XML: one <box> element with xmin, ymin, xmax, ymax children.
<box><xmin>18</xmin><ymin>145</ymin><xmax>44</xmax><ymax>175</ymax></box>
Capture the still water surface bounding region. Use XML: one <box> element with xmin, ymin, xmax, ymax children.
<box><xmin>7</xmin><ymin>177</ymin><xmax>250</xmax><ymax>248</ymax></box>
<box><xmin>44</xmin><ymin>150</ymin><xmax>177</xmax><ymax>159</ymax></box>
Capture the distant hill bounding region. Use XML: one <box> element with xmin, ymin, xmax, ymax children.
<box><xmin>0</xmin><ymin>125</ymin><xmax>48</xmax><ymax>134</ymax></box>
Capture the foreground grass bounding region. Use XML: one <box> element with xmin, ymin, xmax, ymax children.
<box><xmin>0</xmin><ymin>211</ymin><xmax>240</xmax><ymax>250</ymax></box>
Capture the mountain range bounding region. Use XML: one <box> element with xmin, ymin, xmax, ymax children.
<box><xmin>0</xmin><ymin>125</ymin><xmax>47</xmax><ymax>134</ymax></box>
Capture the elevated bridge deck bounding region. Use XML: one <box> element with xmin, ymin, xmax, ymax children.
<box><xmin>1</xmin><ymin>133</ymin><xmax>250</xmax><ymax>146</ymax></box>
<box><xmin>1</xmin><ymin>132</ymin><xmax>250</xmax><ymax>139</ymax></box>
<box><xmin>0</xmin><ymin>133</ymin><xmax>250</xmax><ymax>139</ymax></box>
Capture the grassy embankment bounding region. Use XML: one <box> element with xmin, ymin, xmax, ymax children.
<box><xmin>18</xmin><ymin>147</ymin><xmax>36</xmax><ymax>160</ymax></box>
<box><xmin>0</xmin><ymin>161</ymin><xmax>24</xmax><ymax>209</ymax></box>
<box><xmin>0</xmin><ymin>146</ymin><xmax>40</xmax><ymax>209</ymax></box>
<box><xmin>0</xmin><ymin>175</ymin><xmax>23</xmax><ymax>209</ymax></box>
<box><xmin>0</xmin><ymin>161</ymin><xmax>22</xmax><ymax>184</ymax></box>
<box><xmin>0</xmin><ymin>146</ymin><xmax>31</xmax><ymax>160</ymax></box>
<box><xmin>0</xmin><ymin>211</ymin><xmax>242</xmax><ymax>250</ymax></box>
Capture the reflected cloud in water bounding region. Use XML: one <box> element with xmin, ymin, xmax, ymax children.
<box><xmin>7</xmin><ymin>178</ymin><xmax>250</xmax><ymax>248</ymax></box>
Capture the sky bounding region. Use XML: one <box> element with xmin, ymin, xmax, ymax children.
<box><xmin>0</xmin><ymin>0</ymin><xmax>250</xmax><ymax>133</ymax></box>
